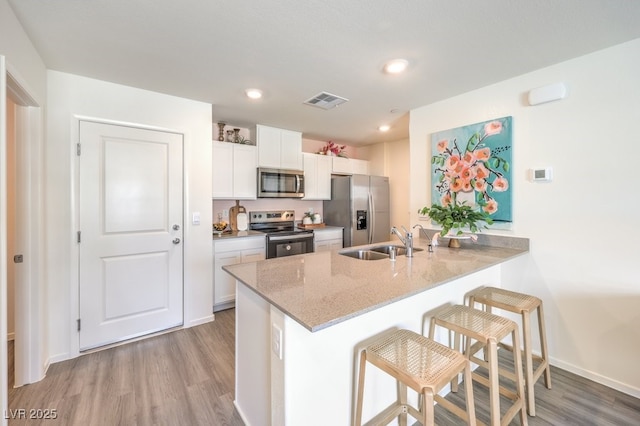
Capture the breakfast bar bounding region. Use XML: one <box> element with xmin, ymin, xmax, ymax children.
<box><xmin>223</xmin><ymin>235</ymin><xmax>529</xmax><ymax>426</ymax></box>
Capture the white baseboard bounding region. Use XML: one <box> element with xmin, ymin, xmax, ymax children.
<box><xmin>186</xmin><ymin>314</ymin><xmax>215</xmax><ymax>328</ymax></box>
<box><xmin>234</xmin><ymin>400</ymin><xmax>251</xmax><ymax>426</ymax></box>
<box><xmin>550</xmin><ymin>356</ymin><xmax>640</xmax><ymax>398</ymax></box>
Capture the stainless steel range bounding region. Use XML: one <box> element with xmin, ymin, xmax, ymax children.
<box><xmin>249</xmin><ymin>210</ymin><xmax>314</xmax><ymax>259</ymax></box>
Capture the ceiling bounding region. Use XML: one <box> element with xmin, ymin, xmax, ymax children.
<box><xmin>8</xmin><ymin>0</ymin><xmax>640</xmax><ymax>146</ymax></box>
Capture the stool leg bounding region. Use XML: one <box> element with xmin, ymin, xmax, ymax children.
<box><xmin>522</xmin><ymin>310</ymin><xmax>536</xmax><ymax>416</ymax></box>
<box><xmin>354</xmin><ymin>350</ymin><xmax>367</xmax><ymax>426</ymax></box>
<box><xmin>422</xmin><ymin>390</ymin><xmax>435</xmax><ymax>426</ymax></box>
<box><xmin>462</xmin><ymin>361</ymin><xmax>477</xmax><ymax>426</ymax></box>
<box><xmin>512</xmin><ymin>327</ymin><xmax>528</xmax><ymax>426</ymax></box>
<box><xmin>487</xmin><ymin>339</ymin><xmax>500</xmax><ymax>426</ymax></box>
<box><xmin>398</xmin><ymin>380</ymin><xmax>407</xmax><ymax>426</ymax></box>
<box><xmin>537</xmin><ymin>303</ymin><xmax>552</xmax><ymax>389</ymax></box>
<box><xmin>451</xmin><ymin>331</ymin><xmax>462</xmax><ymax>393</ymax></box>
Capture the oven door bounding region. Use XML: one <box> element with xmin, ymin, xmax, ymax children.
<box><xmin>266</xmin><ymin>233</ymin><xmax>314</xmax><ymax>259</ymax></box>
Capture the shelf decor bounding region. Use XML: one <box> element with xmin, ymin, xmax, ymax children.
<box><xmin>318</xmin><ymin>141</ymin><xmax>347</xmax><ymax>157</ymax></box>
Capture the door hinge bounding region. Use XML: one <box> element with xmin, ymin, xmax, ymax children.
<box><xmin>76</xmin><ymin>143</ymin><xmax>81</xmax><ymax>156</ymax></box>
<box><xmin>14</xmin><ymin>254</ymin><xmax>24</xmax><ymax>263</ymax></box>
<box><xmin>77</xmin><ymin>319</ymin><xmax>81</xmax><ymax>332</ymax></box>
<box><xmin>77</xmin><ymin>231</ymin><xmax>81</xmax><ymax>243</ymax></box>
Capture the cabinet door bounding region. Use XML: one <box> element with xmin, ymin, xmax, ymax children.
<box><xmin>302</xmin><ymin>153</ymin><xmax>318</xmax><ymax>200</ymax></box>
<box><xmin>241</xmin><ymin>247</ymin><xmax>265</xmax><ymax>263</ymax></box>
<box><xmin>257</xmin><ymin>125</ymin><xmax>281</xmax><ymax>168</ymax></box>
<box><xmin>314</xmin><ymin>240</ymin><xmax>331</xmax><ymax>252</ymax></box>
<box><xmin>332</xmin><ymin>156</ymin><xmax>351</xmax><ymax>174</ymax></box>
<box><xmin>280</xmin><ymin>129</ymin><xmax>302</xmax><ymax>170</ymax></box>
<box><xmin>233</xmin><ymin>144</ymin><xmax>257</xmax><ymax>199</ymax></box>
<box><xmin>214</xmin><ymin>251</ymin><xmax>242</xmax><ymax>308</ymax></box>
<box><xmin>212</xmin><ymin>142</ymin><xmax>234</xmax><ymax>198</ymax></box>
<box><xmin>316</xmin><ymin>155</ymin><xmax>332</xmax><ymax>199</ymax></box>
<box><xmin>351</xmin><ymin>159</ymin><xmax>370</xmax><ymax>175</ymax></box>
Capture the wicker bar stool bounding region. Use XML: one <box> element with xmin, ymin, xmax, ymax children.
<box><xmin>428</xmin><ymin>305</ymin><xmax>528</xmax><ymax>426</ymax></box>
<box><xmin>354</xmin><ymin>329</ymin><xmax>477</xmax><ymax>426</ymax></box>
<box><xmin>468</xmin><ymin>286</ymin><xmax>551</xmax><ymax>416</ymax></box>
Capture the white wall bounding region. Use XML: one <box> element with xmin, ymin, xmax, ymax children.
<box><xmin>409</xmin><ymin>38</ymin><xmax>640</xmax><ymax>396</ymax></box>
<box><xmin>46</xmin><ymin>71</ymin><xmax>213</xmax><ymax>361</ymax></box>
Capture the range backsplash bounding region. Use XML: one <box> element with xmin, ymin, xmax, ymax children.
<box><xmin>212</xmin><ymin>199</ymin><xmax>323</xmax><ymax>223</ymax></box>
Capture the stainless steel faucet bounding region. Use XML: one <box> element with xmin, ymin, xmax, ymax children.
<box><xmin>413</xmin><ymin>224</ymin><xmax>434</xmax><ymax>252</ymax></box>
<box><xmin>390</xmin><ymin>226</ymin><xmax>414</xmax><ymax>257</ymax></box>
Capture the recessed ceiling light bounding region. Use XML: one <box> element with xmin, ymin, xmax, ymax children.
<box><xmin>378</xmin><ymin>124</ymin><xmax>391</xmax><ymax>132</ymax></box>
<box><xmin>245</xmin><ymin>88</ymin><xmax>263</xmax><ymax>99</ymax></box>
<box><xmin>383</xmin><ymin>59</ymin><xmax>409</xmax><ymax>74</ymax></box>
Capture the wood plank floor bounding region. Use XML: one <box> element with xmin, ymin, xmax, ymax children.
<box><xmin>7</xmin><ymin>309</ymin><xmax>640</xmax><ymax>425</ymax></box>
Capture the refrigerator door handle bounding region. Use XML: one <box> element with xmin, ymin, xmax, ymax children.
<box><xmin>368</xmin><ymin>191</ymin><xmax>375</xmax><ymax>244</ymax></box>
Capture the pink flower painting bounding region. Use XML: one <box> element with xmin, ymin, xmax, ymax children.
<box><xmin>431</xmin><ymin>116</ymin><xmax>512</xmax><ymax>223</ymax></box>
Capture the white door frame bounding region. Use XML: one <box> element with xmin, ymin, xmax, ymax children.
<box><xmin>1</xmin><ymin>54</ymin><xmax>9</xmax><ymax>426</ymax></box>
<box><xmin>1</xmin><ymin>57</ymin><xmax>46</xmax><ymax>402</ymax></box>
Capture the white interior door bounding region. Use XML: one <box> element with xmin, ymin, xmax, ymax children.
<box><xmin>79</xmin><ymin>121</ymin><xmax>183</xmax><ymax>351</ymax></box>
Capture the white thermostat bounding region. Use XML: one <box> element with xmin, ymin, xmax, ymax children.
<box><xmin>532</xmin><ymin>167</ymin><xmax>553</xmax><ymax>182</ymax></box>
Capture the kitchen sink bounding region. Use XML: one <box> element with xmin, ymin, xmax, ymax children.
<box><xmin>339</xmin><ymin>249</ymin><xmax>389</xmax><ymax>261</ymax></box>
<box><xmin>369</xmin><ymin>245</ymin><xmax>424</xmax><ymax>256</ymax></box>
<box><xmin>339</xmin><ymin>245</ymin><xmax>424</xmax><ymax>260</ymax></box>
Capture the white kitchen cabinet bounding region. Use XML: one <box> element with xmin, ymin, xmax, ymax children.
<box><xmin>331</xmin><ymin>156</ymin><xmax>370</xmax><ymax>175</ymax></box>
<box><xmin>302</xmin><ymin>153</ymin><xmax>332</xmax><ymax>200</ymax></box>
<box><xmin>212</xmin><ymin>142</ymin><xmax>257</xmax><ymax>199</ymax></box>
<box><xmin>214</xmin><ymin>236</ymin><xmax>265</xmax><ymax>311</ymax></box>
<box><xmin>257</xmin><ymin>124</ymin><xmax>302</xmax><ymax>170</ymax></box>
<box><xmin>314</xmin><ymin>227</ymin><xmax>343</xmax><ymax>252</ymax></box>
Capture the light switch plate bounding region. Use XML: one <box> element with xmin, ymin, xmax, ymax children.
<box><xmin>192</xmin><ymin>212</ymin><xmax>201</xmax><ymax>225</ymax></box>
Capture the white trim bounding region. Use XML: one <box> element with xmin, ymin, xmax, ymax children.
<box><xmin>1</xmin><ymin>53</ymin><xmax>9</xmax><ymax>426</ymax></box>
<box><xmin>550</xmin><ymin>356</ymin><xmax>640</xmax><ymax>399</ymax></box>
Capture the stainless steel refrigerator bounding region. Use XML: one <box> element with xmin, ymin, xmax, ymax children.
<box><xmin>323</xmin><ymin>175</ymin><xmax>390</xmax><ymax>248</ymax></box>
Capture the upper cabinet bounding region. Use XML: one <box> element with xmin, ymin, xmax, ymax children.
<box><xmin>257</xmin><ymin>124</ymin><xmax>303</xmax><ymax>170</ymax></box>
<box><xmin>331</xmin><ymin>157</ymin><xmax>370</xmax><ymax>175</ymax></box>
<box><xmin>302</xmin><ymin>153</ymin><xmax>332</xmax><ymax>200</ymax></box>
<box><xmin>212</xmin><ymin>142</ymin><xmax>257</xmax><ymax>199</ymax></box>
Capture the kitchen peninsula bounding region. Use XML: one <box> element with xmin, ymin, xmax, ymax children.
<box><xmin>223</xmin><ymin>235</ymin><xmax>529</xmax><ymax>425</ymax></box>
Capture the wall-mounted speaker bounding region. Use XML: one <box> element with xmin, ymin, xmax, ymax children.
<box><xmin>528</xmin><ymin>82</ymin><xmax>567</xmax><ymax>106</ymax></box>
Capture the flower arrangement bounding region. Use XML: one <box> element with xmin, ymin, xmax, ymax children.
<box><xmin>319</xmin><ymin>141</ymin><xmax>347</xmax><ymax>157</ymax></box>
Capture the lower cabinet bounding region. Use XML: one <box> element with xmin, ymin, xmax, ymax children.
<box><xmin>214</xmin><ymin>236</ymin><xmax>265</xmax><ymax>312</ymax></box>
<box><xmin>314</xmin><ymin>227</ymin><xmax>344</xmax><ymax>252</ymax></box>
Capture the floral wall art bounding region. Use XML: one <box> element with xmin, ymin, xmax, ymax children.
<box><xmin>431</xmin><ymin>116</ymin><xmax>513</xmax><ymax>223</ymax></box>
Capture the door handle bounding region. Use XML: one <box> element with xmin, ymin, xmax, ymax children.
<box><xmin>172</xmin><ymin>238</ymin><xmax>181</xmax><ymax>244</ymax></box>
<box><xmin>173</xmin><ymin>224</ymin><xmax>180</xmax><ymax>230</ymax></box>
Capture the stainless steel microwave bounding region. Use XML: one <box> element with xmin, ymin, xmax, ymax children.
<box><xmin>257</xmin><ymin>168</ymin><xmax>305</xmax><ymax>198</ymax></box>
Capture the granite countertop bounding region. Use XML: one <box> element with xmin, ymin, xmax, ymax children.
<box><xmin>223</xmin><ymin>235</ymin><xmax>529</xmax><ymax>332</ymax></box>
<box><xmin>212</xmin><ymin>230</ymin><xmax>265</xmax><ymax>240</ymax></box>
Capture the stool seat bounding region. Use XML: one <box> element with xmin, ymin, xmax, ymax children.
<box><xmin>355</xmin><ymin>329</ymin><xmax>476</xmax><ymax>426</ymax></box>
<box><xmin>429</xmin><ymin>305</ymin><xmax>528</xmax><ymax>426</ymax></box>
<box><xmin>468</xmin><ymin>286</ymin><xmax>551</xmax><ymax>417</ymax></box>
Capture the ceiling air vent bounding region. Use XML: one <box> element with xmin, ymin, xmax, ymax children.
<box><xmin>303</xmin><ymin>92</ymin><xmax>349</xmax><ymax>110</ymax></box>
